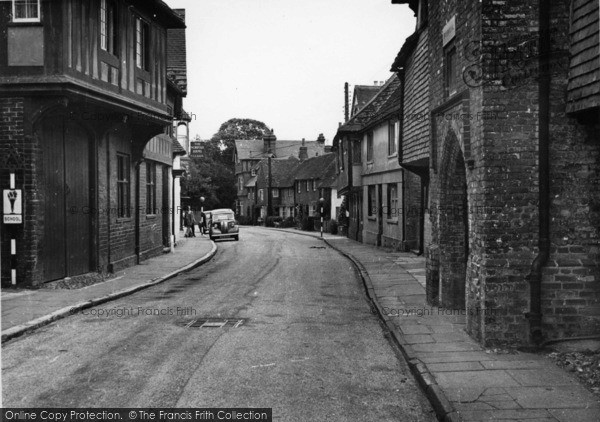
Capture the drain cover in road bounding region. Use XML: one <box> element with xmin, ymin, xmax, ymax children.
<box><xmin>177</xmin><ymin>318</ymin><xmax>248</xmax><ymax>328</ymax></box>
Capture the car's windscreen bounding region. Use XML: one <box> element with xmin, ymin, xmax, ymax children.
<box><xmin>213</xmin><ymin>213</ymin><xmax>234</xmax><ymax>221</ymax></box>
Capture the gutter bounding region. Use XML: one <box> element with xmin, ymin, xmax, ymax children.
<box><xmin>526</xmin><ymin>0</ymin><xmax>551</xmax><ymax>345</ymax></box>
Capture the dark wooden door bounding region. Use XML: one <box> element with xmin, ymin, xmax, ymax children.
<box><xmin>42</xmin><ymin>118</ymin><xmax>67</xmax><ymax>281</ymax></box>
<box><xmin>41</xmin><ymin>117</ymin><xmax>92</xmax><ymax>282</ymax></box>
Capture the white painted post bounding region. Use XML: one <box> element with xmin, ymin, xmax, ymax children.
<box><xmin>10</xmin><ymin>172</ymin><xmax>16</xmax><ymax>284</ymax></box>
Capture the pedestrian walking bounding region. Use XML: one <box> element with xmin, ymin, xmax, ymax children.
<box><xmin>199</xmin><ymin>212</ymin><xmax>206</xmax><ymax>236</ymax></box>
<box><xmin>184</xmin><ymin>206</ymin><xmax>197</xmax><ymax>237</ymax></box>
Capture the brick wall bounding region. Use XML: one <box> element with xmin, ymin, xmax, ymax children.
<box><xmin>541</xmin><ymin>0</ymin><xmax>600</xmax><ymax>340</ymax></box>
<box><xmin>428</xmin><ymin>0</ymin><xmax>599</xmax><ymax>345</ymax></box>
<box><xmin>1</xmin><ymin>97</ymin><xmax>40</xmax><ymax>285</ymax></box>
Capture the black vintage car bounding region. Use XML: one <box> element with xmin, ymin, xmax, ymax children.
<box><xmin>208</xmin><ymin>209</ymin><xmax>239</xmax><ymax>241</ymax></box>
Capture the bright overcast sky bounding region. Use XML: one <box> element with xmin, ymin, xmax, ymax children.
<box><xmin>165</xmin><ymin>0</ymin><xmax>415</xmax><ymax>143</ymax></box>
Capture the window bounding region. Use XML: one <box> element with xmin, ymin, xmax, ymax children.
<box><xmin>368</xmin><ymin>185</ymin><xmax>376</xmax><ymax>217</ymax></box>
<box><xmin>306</xmin><ymin>181</ymin><xmax>309</xmax><ymax>192</ymax></box>
<box><xmin>272</xmin><ymin>188</ymin><xmax>279</xmax><ymax>198</ymax></box>
<box><xmin>312</xmin><ymin>180</ymin><xmax>316</xmax><ymax>191</ymax></box>
<box><xmin>297</xmin><ymin>182</ymin><xmax>301</xmax><ymax>193</ymax></box>
<box><xmin>338</xmin><ymin>140</ymin><xmax>345</xmax><ymax>171</ymax></box>
<box><xmin>135</xmin><ymin>17</ymin><xmax>150</xmax><ymax>71</ymax></box>
<box><xmin>251</xmin><ymin>168</ymin><xmax>257</xmax><ymax>176</ymax></box>
<box><xmin>100</xmin><ymin>0</ymin><xmax>118</xmax><ymax>55</ymax></box>
<box><xmin>388</xmin><ymin>120</ymin><xmax>398</xmax><ymax>156</ymax></box>
<box><xmin>352</xmin><ymin>140</ymin><xmax>361</xmax><ymax>163</ymax></box>
<box><xmin>387</xmin><ymin>184</ymin><xmax>398</xmax><ymax>219</ymax></box>
<box><xmin>309</xmin><ymin>202</ymin><xmax>316</xmax><ymax>217</ymax></box>
<box><xmin>366</xmin><ymin>132</ymin><xmax>374</xmax><ymax>161</ymax></box>
<box><xmin>238</xmin><ymin>176</ymin><xmax>243</xmax><ymax>192</ymax></box>
<box><xmin>12</xmin><ymin>0</ymin><xmax>40</xmax><ymax>22</ymax></box>
<box><xmin>248</xmin><ymin>189</ymin><xmax>252</xmax><ymax>199</ymax></box>
<box><xmin>117</xmin><ymin>154</ymin><xmax>131</xmax><ymax>218</ymax></box>
<box><xmin>146</xmin><ymin>162</ymin><xmax>156</xmax><ymax>215</ymax></box>
<box><xmin>444</xmin><ymin>44</ymin><xmax>457</xmax><ymax>97</ymax></box>
<box><xmin>259</xmin><ymin>189</ymin><xmax>264</xmax><ymax>202</ymax></box>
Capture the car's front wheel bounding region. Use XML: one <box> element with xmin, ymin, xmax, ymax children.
<box><xmin>233</xmin><ymin>235</ymin><xmax>239</xmax><ymax>241</ymax></box>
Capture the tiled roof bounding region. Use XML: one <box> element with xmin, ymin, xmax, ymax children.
<box><xmin>352</xmin><ymin>85</ymin><xmax>380</xmax><ymax>117</ymax></box>
<box><xmin>337</xmin><ymin>74</ymin><xmax>402</xmax><ymax>134</ymax></box>
<box><xmin>245</xmin><ymin>176</ymin><xmax>257</xmax><ymax>188</ymax></box>
<box><xmin>255</xmin><ymin>156</ymin><xmax>301</xmax><ymax>188</ymax></box>
<box><xmin>172</xmin><ymin>137</ymin><xmax>186</xmax><ymax>156</ymax></box>
<box><xmin>235</xmin><ymin>139</ymin><xmax>326</xmax><ymax>161</ymax></box>
<box><xmin>294</xmin><ymin>153</ymin><xmax>337</xmax><ymax>185</ymax></box>
<box><xmin>167</xmin><ymin>9</ymin><xmax>187</xmax><ymax>95</ymax></box>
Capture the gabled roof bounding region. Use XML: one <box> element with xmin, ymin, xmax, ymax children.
<box><xmin>235</xmin><ymin>139</ymin><xmax>326</xmax><ymax>161</ymax></box>
<box><xmin>352</xmin><ymin>85</ymin><xmax>380</xmax><ymax>117</ymax></box>
<box><xmin>294</xmin><ymin>153</ymin><xmax>337</xmax><ymax>185</ymax></box>
<box><xmin>167</xmin><ymin>9</ymin><xmax>187</xmax><ymax>95</ymax></box>
<box><xmin>336</xmin><ymin>74</ymin><xmax>402</xmax><ymax>136</ymax></box>
<box><xmin>255</xmin><ymin>156</ymin><xmax>301</xmax><ymax>188</ymax></box>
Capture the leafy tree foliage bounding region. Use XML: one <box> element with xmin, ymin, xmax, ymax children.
<box><xmin>181</xmin><ymin>118</ymin><xmax>270</xmax><ymax>211</ymax></box>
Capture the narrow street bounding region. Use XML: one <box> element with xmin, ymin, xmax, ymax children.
<box><xmin>2</xmin><ymin>228</ymin><xmax>435</xmax><ymax>421</ymax></box>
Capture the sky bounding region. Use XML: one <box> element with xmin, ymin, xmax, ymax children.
<box><xmin>165</xmin><ymin>0</ymin><xmax>415</xmax><ymax>143</ymax></box>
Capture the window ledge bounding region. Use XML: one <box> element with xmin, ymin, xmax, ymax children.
<box><xmin>146</xmin><ymin>214</ymin><xmax>157</xmax><ymax>219</ymax></box>
<box><xmin>367</xmin><ymin>216</ymin><xmax>376</xmax><ymax>221</ymax></box>
<box><xmin>388</xmin><ymin>153</ymin><xmax>398</xmax><ymax>159</ymax></box>
<box><xmin>7</xmin><ymin>21</ymin><xmax>43</xmax><ymax>27</ymax></box>
<box><xmin>116</xmin><ymin>217</ymin><xmax>133</xmax><ymax>223</ymax></box>
<box><xmin>386</xmin><ymin>219</ymin><xmax>399</xmax><ymax>225</ymax></box>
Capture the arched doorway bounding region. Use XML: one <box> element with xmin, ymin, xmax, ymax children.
<box><xmin>438</xmin><ymin>130</ymin><xmax>469</xmax><ymax>309</ymax></box>
<box><xmin>39</xmin><ymin>115</ymin><xmax>93</xmax><ymax>282</ymax></box>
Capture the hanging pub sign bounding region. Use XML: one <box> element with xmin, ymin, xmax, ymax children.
<box><xmin>190</xmin><ymin>141</ymin><xmax>206</xmax><ymax>159</ymax></box>
<box><xmin>3</xmin><ymin>189</ymin><xmax>23</xmax><ymax>224</ymax></box>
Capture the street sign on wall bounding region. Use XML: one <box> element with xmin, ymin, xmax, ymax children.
<box><xmin>3</xmin><ymin>189</ymin><xmax>23</xmax><ymax>224</ymax></box>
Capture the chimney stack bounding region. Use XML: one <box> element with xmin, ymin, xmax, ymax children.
<box><xmin>299</xmin><ymin>138</ymin><xmax>308</xmax><ymax>161</ymax></box>
<box><xmin>263</xmin><ymin>129</ymin><xmax>276</xmax><ymax>155</ymax></box>
<box><xmin>317</xmin><ymin>133</ymin><xmax>325</xmax><ymax>144</ymax></box>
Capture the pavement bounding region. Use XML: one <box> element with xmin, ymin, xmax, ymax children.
<box><xmin>269</xmin><ymin>227</ymin><xmax>600</xmax><ymax>422</ymax></box>
<box><xmin>1</xmin><ymin>232</ymin><xmax>216</xmax><ymax>343</ymax></box>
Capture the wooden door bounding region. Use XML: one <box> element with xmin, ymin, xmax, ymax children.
<box><xmin>64</xmin><ymin>121</ymin><xmax>91</xmax><ymax>276</ymax></box>
<box><xmin>41</xmin><ymin>117</ymin><xmax>92</xmax><ymax>282</ymax></box>
<box><xmin>42</xmin><ymin>118</ymin><xmax>67</xmax><ymax>281</ymax></box>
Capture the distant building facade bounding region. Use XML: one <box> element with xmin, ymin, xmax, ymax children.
<box><xmin>234</xmin><ymin>132</ymin><xmax>326</xmax><ymax>222</ymax></box>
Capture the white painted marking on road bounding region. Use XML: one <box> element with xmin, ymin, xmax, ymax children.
<box><xmin>185</xmin><ymin>319</ymin><xmax>197</xmax><ymax>328</ymax></box>
<box><xmin>250</xmin><ymin>363</ymin><xmax>276</xmax><ymax>369</ymax></box>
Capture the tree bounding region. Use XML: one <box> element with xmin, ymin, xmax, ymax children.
<box><xmin>181</xmin><ymin>118</ymin><xmax>270</xmax><ymax>211</ymax></box>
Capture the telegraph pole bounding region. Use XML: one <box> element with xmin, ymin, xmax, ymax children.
<box><xmin>267</xmin><ymin>155</ymin><xmax>273</xmax><ymax>218</ymax></box>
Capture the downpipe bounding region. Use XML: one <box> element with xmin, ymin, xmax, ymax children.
<box><xmin>526</xmin><ymin>0</ymin><xmax>551</xmax><ymax>346</ymax></box>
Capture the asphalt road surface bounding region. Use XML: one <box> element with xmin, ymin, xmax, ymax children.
<box><xmin>2</xmin><ymin>227</ymin><xmax>435</xmax><ymax>421</ymax></box>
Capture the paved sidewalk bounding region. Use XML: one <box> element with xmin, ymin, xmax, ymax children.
<box><xmin>270</xmin><ymin>227</ymin><xmax>600</xmax><ymax>422</ymax></box>
<box><xmin>1</xmin><ymin>234</ymin><xmax>216</xmax><ymax>342</ymax></box>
